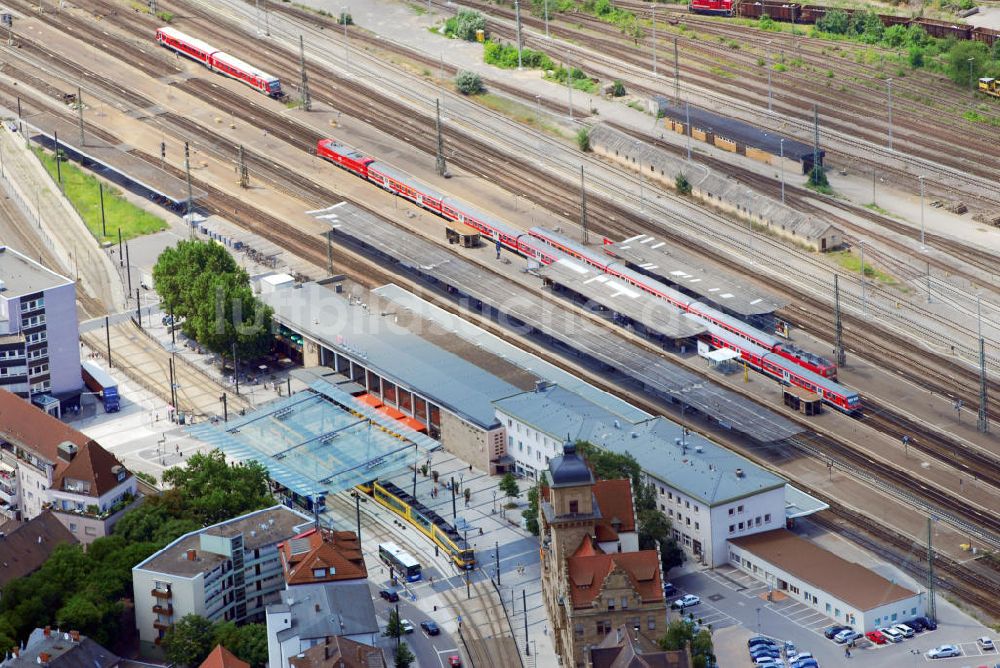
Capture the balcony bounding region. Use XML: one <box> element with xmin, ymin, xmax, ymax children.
<box><xmin>151</xmin><ymin>588</ymin><xmax>172</xmax><ymax>599</ymax></box>
<box><xmin>152</xmin><ymin>604</ymin><xmax>173</xmax><ymax>615</ymax></box>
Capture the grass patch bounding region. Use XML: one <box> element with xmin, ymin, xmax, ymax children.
<box><xmin>805</xmin><ymin>180</ymin><xmax>834</xmax><ymax>196</ymax></box>
<box><xmin>475</xmin><ymin>93</ymin><xmax>566</xmax><ymax>137</ymax></box>
<box><xmin>408</xmin><ymin>2</ymin><xmax>428</xmax><ymax>15</ymax></box>
<box><xmin>155</xmin><ymin>10</ymin><xmax>174</xmax><ymax>22</ymax></box>
<box><xmin>830</xmin><ymin>250</ymin><xmax>895</xmax><ymax>284</ymax></box>
<box><xmin>709</xmin><ymin>66</ymin><xmax>735</xmax><ymax>78</ymax></box>
<box><xmin>963</xmin><ymin>109</ymin><xmax>1000</xmax><ymax>126</ymax></box>
<box><xmin>864</xmin><ymin>202</ymin><xmax>895</xmax><ymax>217</ymax></box>
<box><xmin>33</xmin><ymin>148</ymin><xmax>167</xmax><ymax>242</ymax></box>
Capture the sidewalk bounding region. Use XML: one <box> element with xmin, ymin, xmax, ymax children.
<box><xmin>0</xmin><ymin>124</ymin><xmax>126</xmax><ymax>311</ymax></box>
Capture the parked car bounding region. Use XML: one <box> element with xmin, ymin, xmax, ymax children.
<box><xmin>748</xmin><ymin>636</ymin><xmax>778</xmax><ymax>649</ymax></box>
<box><xmin>447</xmin><ymin>657</ymin><xmax>462</xmax><ymax>667</ymax></box>
<box><xmin>671</xmin><ymin>594</ymin><xmax>700</xmax><ymax>609</ymax></box>
<box><xmin>791</xmin><ymin>660</ymin><xmax>818</xmax><ymax>668</ymax></box>
<box><xmin>754</xmin><ymin>658</ymin><xmax>783</xmax><ymax>667</ymax></box>
<box><xmin>400</xmin><ymin>619</ymin><xmax>415</xmax><ymax>634</ymax></box>
<box><xmin>927</xmin><ymin>644</ymin><xmax>961</xmax><ymax>659</ymax></box>
<box><xmin>866</xmin><ymin>630</ymin><xmax>887</xmax><ymax>645</ymax></box>
<box><xmin>783</xmin><ymin>641</ymin><xmax>796</xmax><ymax>656</ymax></box>
<box><xmin>916</xmin><ymin>616</ymin><xmax>938</xmax><ymax>631</ymax></box>
<box><xmin>751</xmin><ymin>647</ymin><xmax>781</xmax><ymax>660</ymax></box>
<box><xmin>979</xmin><ymin>637</ymin><xmax>995</xmax><ymax>651</ymax></box>
<box><xmin>879</xmin><ymin>627</ymin><xmax>904</xmax><ymax>643</ymax></box>
<box><xmin>663</xmin><ymin>582</ymin><xmax>677</xmax><ymax>596</ymax></box>
<box><xmin>824</xmin><ymin>625</ymin><xmax>849</xmax><ymax>639</ymax></box>
<box><xmin>378</xmin><ymin>589</ymin><xmax>399</xmax><ymax>602</ymax></box>
<box><xmin>421</xmin><ymin>620</ymin><xmax>441</xmax><ymax>636</ymax></box>
<box><xmin>893</xmin><ymin>623</ymin><xmax>915</xmax><ymax>638</ymax></box>
<box><xmin>906</xmin><ymin>618</ymin><xmax>926</xmax><ymax>632</ymax></box>
<box><xmin>834</xmin><ymin>629</ymin><xmax>862</xmax><ymax>644</ymax></box>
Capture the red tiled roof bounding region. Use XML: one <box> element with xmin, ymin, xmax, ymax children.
<box><xmin>593</xmin><ymin>479</ymin><xmax>635</xmax><ymax>535</ymax></box>
<box><xmin>281</xmin><ymin>527</ymin><xmax>367</xmax><ymax>585</ymax></box>
<box><xmin>198</xmin><ymin>645</ymin><xmax>249</xmax><ymax>668</ymax></box>
<box><xmin>572</xmin><ymin>534</ymin><xmax>604</xmax><ymax>559</ymax></box>
<box><xmin>0</xmin><ymin>390</ymin><xmax>129</xmax><ymax>497</ymax></box>
<box><xmin>567</xmin><ymin>550</ymin><xmax>663</xmax><ymax>609</ymax></box>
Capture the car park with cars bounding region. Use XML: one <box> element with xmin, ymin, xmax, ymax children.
<box><xmin>927</xmin><ymin>644</ymin><xmax>962</xmax><ymax>659</ymax></box>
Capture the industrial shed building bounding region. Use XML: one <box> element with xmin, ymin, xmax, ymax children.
<box><xmin>728</xmin><ymin>529</ymin><xmax>925</xmax><ymax>631</ymax></box>
<box><xmin>588</xmin><ymin>124</ymin><xmax>843</xmax><ymax>252</ymax></box>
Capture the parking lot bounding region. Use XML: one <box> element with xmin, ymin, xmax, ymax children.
<box><xmin>669</xmin><ymin>566</ymin><xmax>998</xmax><ymax>667</ymax></box>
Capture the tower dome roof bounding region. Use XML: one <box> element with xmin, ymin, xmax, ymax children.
<box><xmin>549</xmin><ymin>439</ymin><xmax>594</xmax><ymax>488</ymax></box>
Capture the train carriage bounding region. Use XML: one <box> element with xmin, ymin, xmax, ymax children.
<box><xmin>369</xmin><ymin>161</ymin><xmax>448</xmax><ymax>214</ymax></box>
<box><xmin>316</xmin><ymin>138</ymin><xmax>375</xmax><ymax>178</ymax></box>
<box><xmin>156</xmin><ymin>26</ymin><xmax>217</xmax><ymax>65</ymax></box>
<box><xmin>155</xmin><ymin>27</ymin><xmax>281</xmax><ymax>97</ymax></box>
<box><xmin>690</xmin><ymin>0</ymin><xmax>734</xmax><ymax>16</ymax></box>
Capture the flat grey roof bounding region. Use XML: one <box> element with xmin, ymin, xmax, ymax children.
<box><xmin>784</xmin><ymin>484</ymin><xmax>830</xmax><ymax>519</ymax></box>
<box><xmin>374</xmin><ymin>284</ymin><xmax>651</xmax><ymax>425</ymax></box>
<box><xmin>495</xmin><ymin>384</ymin><xmax>786</xmax><ymax>506</ymax></box>
<box><xmin>273</xmin><ymin>581</ymin><xmax>378</xmax><ymax>641</ymax></box>
<box><xmin>133</xmin><ymin>505</ymin><xmax>312</xmax><ymax>578</ymax></box>
<box><xmin>261</xmin><ymin>283</ymin><xmax>521</xmax><ymax>429</ymax></box>
<box><xmin>25</xmin><ymin>112</ymin><xmax>206</xmax><ymax>205</ymax></box>
<box><xmin>0</xmin><ymin>246</ymin><xmax>72</xmax><ymax>297</ymax></box>
<box><xmin>539</xmin><ymin>257</ymin><xmax>706</xmax><ymax>339</ymax></box>
<box><xmin>327</xmin><ymin>205</ymin><xmax>801</xmax><ymax>443</ymax></box>
<box><xmin>609</xmin><ymin>235</ymin><xmax>787</xmax><ymax>317</ymax></box>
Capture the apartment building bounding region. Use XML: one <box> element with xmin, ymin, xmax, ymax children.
<box><xmin>0</xmin><ymin>390</ymin><xmax>137</xmax><ymax>540</ymax></box>
<box><xmin>132</xmin><ymin>505</ymin><xmax>314</xmax><ymax>652</ymax></box>
<box><xmin>0</xmin><ymin>246</ymin><xmax>82</xmax><ymax>413</ymax></box>
<box><xmin>495</xmin><ymin>383</ymin><xmax>787</xmax><ymax>567</ymax></box>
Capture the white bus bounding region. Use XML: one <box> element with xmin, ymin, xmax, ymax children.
<box><xmin>378</xmin><ymin>542</ymin><xmax>422</xmax><ymax>582</ymax></box>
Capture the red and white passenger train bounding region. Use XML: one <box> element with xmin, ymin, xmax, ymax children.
<box><xmin>156</xmin><ymin>27</ymin><xmax>281</xmax><ymax>97</ymax></box>
<box><xmin>315</xmin><ymin>137</ymin><xmax>860</xmax><ymax>414</ymax></box>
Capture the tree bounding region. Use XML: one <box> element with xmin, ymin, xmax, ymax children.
<box><xmin>394</xmin><ymin>642</ymin><xmax>415</xmax><ymax>668</ymax></box>
<box><xmin>163</xmin><ymin>615</ymin><xmax>216</xmax><ymax>668</ymax></box>
<box><xmin>849</xmin><ymin>9</ymin><xmax>883</xmax><ymax>43</ymax></box>
<box><xmin>337</xmin><ymin>11</ymin><xmax>353</xmax><ymax>25</ymax></box>
<box><xmin>807</xmin><ymin>164</ymin><xmax>830</xmax><ymax>190</ymax></box>
<box><xmin>523</xmin><ymin>472</ymin><xmax>548</xmax><ymax>536</ymax></box>
<box><xmin>576</xmin><ymin>128</ymin><xmax>590</xmax><ymax>152</ymax></box>
<box><xmin>691</xmin><ymin>629</ymin><xmax>715</xmax><ymax>668</ymax></box>
<box><xmin>452</xmin><ymin>9</ymin><xmax>486</xmax><ymax>41</ymax></box>
<box><xmin>455</xmin><ymin>70</ymin><xmax>485</xmax><ymax>95</ymax></box>
<box><xmin>161</xmin><ymin>450</ymin><xmax>272</xmax><ymax>525</ymax></box>
<box><xmin>945</xmin><ymin>40</ymin><xmax>990</xmax><ymax>86</ymax></box>
<box><xmin>816</xmin><ymin>9</ymin><xmax>849</xmax><ymax>34</ymax></box>
<box><xmin>611</xmin><ymin>79</ymin><xmax>626</xmax><ymax>97</ymax></box>
<box><xmin>499</xmin><ymin>472</ymin><xmax>520</xmax><ymax>500</ymax></box>
<box><xmin>675</xmin><ymin>173</ymin><xmax>692</xmax><ymax>195</ymax></box>
<box><xmin>213</xmin><ymin>622</ymin><xmax>269</xmax><ymax>668</ymax></box>
<box><xmin>658</xmin><ymin>619</ymin><xmax>693</xmax><ymax>651</ymax></box>
<box><xmin>384</xmin><ymin>608</ymin><xmax>405</xmax><ymax>639</ymax></box>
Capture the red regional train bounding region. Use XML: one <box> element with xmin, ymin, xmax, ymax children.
<box><xmin>315</xmin><ymin>137</ymin><xmax>856</xmax><ymax>411</ymax></box>
<box><xmin>155</xmin><ymin>27</ymin><xmax>282</xmax><ymax>97</ymax></box>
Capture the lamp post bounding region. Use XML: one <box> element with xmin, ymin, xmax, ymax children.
<box><xmin>779</xmin><ymin>138</ymin><xmax>785</xmax><ymax>204</ymax></box>
<box><xmin>918</xmin><ymin>175</ymin><xmax>925</xmax><ymax>247</ymax></box>
<box><xmin>968</xmin><ymin>57</ymin><xmax>975</xmax><ymax>95</ymax></box>
<box><xmin>886</xmin><ymin>78</ymin><xmax>893</xmax><ymax>151</ymax></box>
<box><xmin>651</xmin><ymin>3</ymin><xmax>657</xmax><ymax>75</ymax></box>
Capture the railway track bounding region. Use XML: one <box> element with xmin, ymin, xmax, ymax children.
<box><xmin>12</xmin><ymin>0</ymin><xmax>1000</xmax><ymax>615</ymax></box>
<box><xmin>453</xmin><ymin>0</ymin><xmax>1000</xmax><ymax>207</ymax></box>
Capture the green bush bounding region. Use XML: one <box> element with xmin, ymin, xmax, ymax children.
<box><xmin>483</xmin><ymin>39</ymin><xmax>554</xmax><ymax>70</ymax></box>
<box><xmin>816</xmin><ymin>9</ymin><xmax>849</xmax><ymax>35</ymax></box>
<box><xmin>611</xmin><ymin>79</ymin><xmax>626</xmax><ymax>96</ymax></box>
<box><xmin>455</xmin><ymin>70</ymin><xmax>484</xmax><ymax>95</ymax></box>
<box><xmin>337</xmin><ymin>11</ymin><xmax>352</xmax><ymax>25</ymax></box>
<box><xmin>675</xmin><ymin>173</ymin><xmax>692</xmax><ymax>195</ymax></box>
<box><xmin>576</xmin><ymin>128</ymin><xmax>591</xmax><ymax>152</ymax></box>
<box><xmin>445</xmin><ymin>9</ymin><xmax>486</xmax><ymax>41</ymax></box>
<box><xmin>945</xmin><ymin>40</ymin><xmax>990</xmax><ymax>85</ymax></box>
<box><xmin>758</xmin><ymin>15</ymin><xmax>779</xmax><ymax>31</ymax></box>
<box><xmin>908</xmin><ymin>46</ymin><xmax>925</xmax><ymax>68</ymax></box>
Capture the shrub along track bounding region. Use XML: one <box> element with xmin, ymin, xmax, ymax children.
<box><xmin>7</xmin><ymin>26</ymin><xmax>1000</xmax><ymax>618</ymax></box>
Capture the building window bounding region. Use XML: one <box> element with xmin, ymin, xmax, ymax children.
<box><xmin>738</xmin><ymin>522</ymin><xmax>744</xmax><ymax>530</ymax></box>
<box><xmin>621</xmin><ymin>596</ymin><xmax>628</xmax><ymax>610</ymax></box>
<box><xmin>685</xmin><ymin>517</ymin><xmax>690</xmax><ymax>526</ymax></box>
<box><xmin>527</xmin><ymin>446</ymin><xmax>532</xmax><ymax>456</ymax></box>
<box><xmin>685</xmin><ymin>500</ymin><xmax>690</xmax><ymax>509</ymax></box>
<box><xmin>69</xmin><ymin>523</ymin><xmax>77</xmax><ymax>532</ymax></box>
<box><xmin>694</xmin><ymin>522</ymin><xmax>699</xmax><ymax>530</ymax></box>
<box><xmin>607</xmin><ymin>600</ymin><xmax>615</xmax><ymax>611</ymax></box>
<box><xmin>508</xmin><ymin>436</ymin><xmax>513</xmax><ymax>448</ymax></box>
<box><xmin>764</xmin><ymin>513</ymin><xmax>772</xmax><ymax>523</ymax></box>
<box><xmin>313</xmin><ymin>568</ymin><xmax>327</xmax><ymax>578</ymax></box>
<box><xmin>729</xmin><ymin>524</ymin><xmax>735</xmax><ymax>533</ymax></box>
<box><xmin>827</xmin><ymin>603</ymin><xmax>832</xmax><ymax>613</ymax></box>
<box><xmin>668</xmin><ymin>510</ymin><xmax>674</xmax><ymax>518</ymax></box>
<box><xmin>728</xmin><ymin>507</ymin><xmax>734</xmax><ymax>516</ymax></box>
<box><xmin>84</xmin><ymin>526</ymin><xmax>97</xmax><ymax>537</ymax></box>
<box><xmin>668</xmin><ymin>492</ymin><xmax>673</xmax><ymax>500</ymax></box>
<box><xmin>596</xmin><ymin>620</ymin><xmax>612</xmax><ymax>635</ymax></box>
<box><xmin>569</xmin><ymin>500</ymin><xmax>579</xmax><ymax>514</ymax></box>
<box><xmin>755</xmin><ymin>516</ymin><xmax>762</xmax><ymax>526</ymax></box>
<box><xmin>660</xmin><ymin>504</ymin><xmax>665</xmax><ymax>511</ymax></box>
<box><xmin>890</xmin><ymin>613</ymin><xmax>897</xmax><ymax>621</ymax></box>
<box><xmin>647</xmin><ymin>617</ymin><xmax>656</xmax><ymax>631</ymax></box>
<box><xmin>518</xmin><ymin>441</ymin><xmax>523</xmax><ymax>451</ymax></box>
<box><xmin>574</xmin><ymin>624</ymin><xmax>584</xmax><ymax>636</ymax></box>
<box><xmin>694</xmin><ymin>505</ymin><xmax>699</xmax><ymax>513</ymax></box>
<box><xmin>874</xmin><ymin>616</ymin><xmax>880</xmax><ymax>626</ymax></box>
<box><xmin>737</xmin><ymin>505</ymin><xmax>744</xmax><ymax>513</ymax></box>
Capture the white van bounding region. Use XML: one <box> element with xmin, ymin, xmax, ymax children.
<box><xmin>880</xmin><ymin>627</ymin><xmax>904</xmax><ymax>643</ymax></box>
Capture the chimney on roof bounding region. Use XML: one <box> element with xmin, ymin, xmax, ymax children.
<box><xmin>186</xmin><ymin>549</ymin><xmax>197</xmax><ymax>561</ymax></box>
<box><xmin>57</xmin><ymin>442</ymin><xmax>78</xmax><ymax>462</ymax></box>
<box><xmin>43</xmin><ymin>627</ymin><xmax>51</xmax><ymax>638</ymax></box>
<box><xmin>69</xmin><ymin>631</ymin><xmax>80</xmax><ymax>643</ymax></box>
<box><xmin>38</xmin><ymin>652</ymin><xmax>51</xmax><ymax>665</ymax></box>
<box><xmin>11</xmin><ymin>648</ymin><xmax>18</xmax><ymax>658</ymax></box>
<box><xmin>534</xmin><ymin>380</ymin><xmax>550</xmax><ymax>393</ymax></box>
<box><xmin>736</xmin><ymin>468</ymin><xmax>745</xmax><ymax>478</ymax></box>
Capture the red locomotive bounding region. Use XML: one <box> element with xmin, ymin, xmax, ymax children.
<box><xmin>156</xmin><ymin>27</ymin><xmax>281</xmax><ymax>97</ymax></box>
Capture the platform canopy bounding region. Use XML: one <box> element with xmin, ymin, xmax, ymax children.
<box><xmin>785</xmin><ymin>484</ymin><xmax>830</xmax><ymax>519</ymax></box>
<box><xmin>187</xmin><ymin>380</ymin><xmax>438</xmax><ymax>500</ymax></box>
<box><xmin>704</xmin><ymin>348</ymin><xmax>741</xmax><ymax>363</ymax></box>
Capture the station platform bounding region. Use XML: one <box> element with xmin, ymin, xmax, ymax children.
<box><xmin>23</xmin><ymin>111</ymin><xmax>206</xmax><ymax>205</ymax></box>
<box><xmin>609</xmin><ymin>233</ymin><xmax>787</xmax><ymax>318</ymax></box>
<box><xmin>321</xmin><ymin>203</ymin><xmax>803</xmax><ymax>444</ymax></box>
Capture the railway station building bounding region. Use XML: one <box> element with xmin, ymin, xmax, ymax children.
<box><xmin>494</xmin><ymin>383</ymin><xmax>790</xmax><ymax>568</ymax></box>
<box><xmin>728</xmin><ymin>529</ymin><xmax>925</xmax><ymax>631</ymax></box>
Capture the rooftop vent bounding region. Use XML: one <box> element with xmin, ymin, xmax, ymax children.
<box><xmin>186</xmin><ymin>549</ymin><xmax>197</xmax><ymax>561</ymax></box>
<box><xmin>57</xmin><ymin>442</ymin><xmax>78</xmax><ymax>462</ymax></box>
<box><xmin>735</xmin><ymin>468</ymin><xmax>745</xmax><ymax>478</ymax></box>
